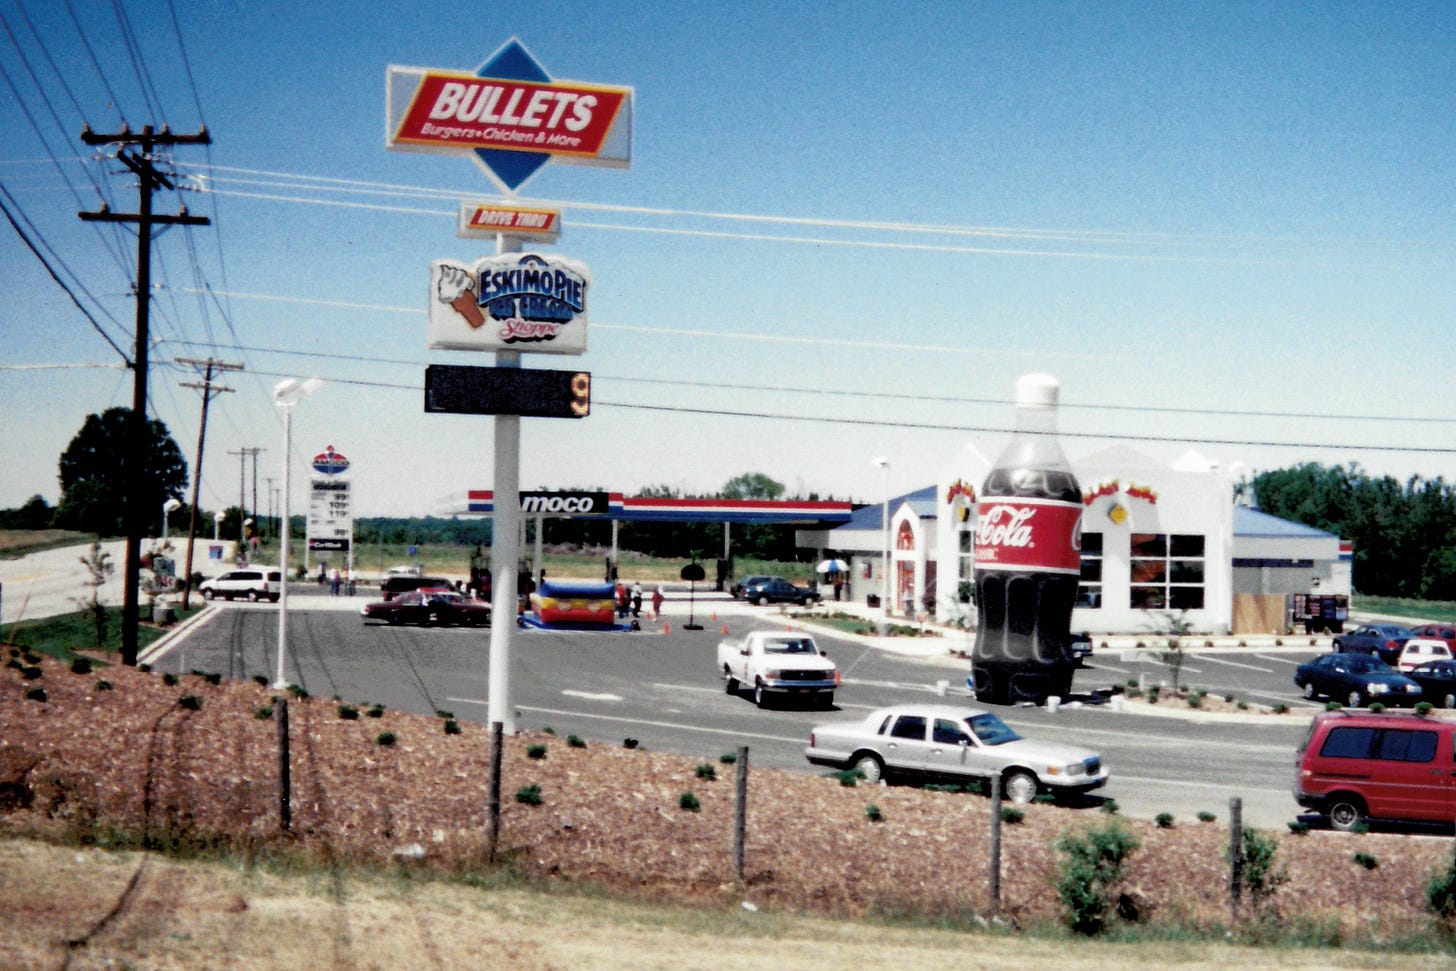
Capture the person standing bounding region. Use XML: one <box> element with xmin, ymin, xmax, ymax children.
<box><xmin>330</xmin><ymin>566</ymin><xmax>341</xmax><ymax>596</ymax></box>
<box><xmin>651</xmin><ymin>584</ymin><xmax>665</xmax><ymax>620</ymax></box>
<box><xmin>630</xmin><ymin>582</ymin><xmax>643</xmax><ymax>618</ymax></box>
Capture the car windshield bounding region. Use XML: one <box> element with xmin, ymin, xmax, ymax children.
<box><xmin>965</xmin><ymin>713</ymin><xmax>1021</xmax><ymax>746</ymax></box>
<box><xmin>1348</xmin><ymin>657</ymin><xmax>1383</xmax><ymax>674</ymax></box>
<box><xmin>763</xmin><ymin>638</ymin><xmax>814</xmax><ymax>654</ymax></box>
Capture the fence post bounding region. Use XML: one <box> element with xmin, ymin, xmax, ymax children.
<box><xmin>487</xmin><ymin>721</ymin><xmax>503</xmax><ymax>862</ymax></box>
<box><xmin>989</xmin><ymin>774</ymin><xmax>1002</xmax><ymax>915</ymax></box>
<box><xmin>1228</xmin><ymin>796</ymin><xmax>1243</xmax><ymax>923</ymax></box>
<box><xmin>734</xmin><ymin>745</ymin><xmax>749</xmax><ymax>884</ymax></box>
<box><xmin>276</xmin><ymin>697</ymin><xmax>291</xmax><ymax>833</ymax></box>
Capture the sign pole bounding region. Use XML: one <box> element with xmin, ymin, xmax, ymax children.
<box><xmin>487</xmin><ymin>234</ymin><xmax>523</xmax><ymax>735</ymax></box>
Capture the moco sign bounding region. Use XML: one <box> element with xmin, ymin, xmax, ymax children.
<box><xmin>386</xmin><ymin>38</ymin><xmax>632</xmax><ymax>192</ymax></box>
<box><xmin>520</xmin><ymin>491</ymin><xmax>608</xmax><ymax>516</ymax></box>
<box><xmin>430</xmin><ymin>252</ymin><xmax>589</xmax><ymax>354</ymax></box>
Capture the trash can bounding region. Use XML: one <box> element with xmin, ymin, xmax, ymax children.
<box><xmin>151</xmin><ymin>600</ymin><xmax>173</xmax><ymax>625</ymax></box>
<box><xmin>866</xmin><ymin>594</ymin><xmax>881</xmax><ymax>608</ymax></box>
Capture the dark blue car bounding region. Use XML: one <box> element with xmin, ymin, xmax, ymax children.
<box><xmin>742</xmin><ymin>576</ymin><xmax>821</xmax><ymax>606</ymax></box>
<box><xmin>1294</xmin><ymin>653</ymin><xmax>1422</xmax><ymax>708</ymax></box>
<box><xmin>1406</xmin><ymin>659</ymin><xmax>1456</xmax><ymax>709</ymax></box>
<box><xmin>1331</xmin><ymin>624</ymin><xmax>1413</xmax><ymax>665</ymax></box>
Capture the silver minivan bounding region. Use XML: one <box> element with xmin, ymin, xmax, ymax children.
<box><xmin>199</xmin><ymin>569</ymin><xmax>281</xmax><ymax>602</ymax></box>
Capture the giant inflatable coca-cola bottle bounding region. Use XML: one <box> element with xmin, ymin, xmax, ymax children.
<box><xmin>971</xmin><ymin>373</ymin><xmax>1083</xmax><ymax>706</ymax></box>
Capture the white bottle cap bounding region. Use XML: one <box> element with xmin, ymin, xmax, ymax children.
<box><xmin>1015</xmin><ymin>373</ymin><xmax>1059</xmax><ymax>410</ymax></box>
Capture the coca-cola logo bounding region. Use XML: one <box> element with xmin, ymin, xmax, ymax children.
<box><xmin>976</xmin><ymin>505</ymin><xmax>1035</xmax><ymax>548</ymax></box>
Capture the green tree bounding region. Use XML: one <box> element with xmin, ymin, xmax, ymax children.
<box><xmin>54</xmin><ymin>408</ymin><xmax>188</xmax><ymax>537</ymax></box>
<box><xmin>721</xmin><ymin>472</ymin><xmax>784</xmax><ymax>500</ymax></box>
<box><xmin>0</xmin><ymin>494</ymin><xmax>54</xmax><ymax>529</ymax></box>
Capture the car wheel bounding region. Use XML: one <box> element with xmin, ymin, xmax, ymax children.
<box><xmin>247</xmin><ymin>590</ymin><xmax>260</xmax><ymax>603</ymax></box>
<box><xmin>751</xmin><ymin>596</ymin><xmax>764</xmax><ymax>606</ymax></box>
<box><xmin>818</xmin><ymin>691</ymin><xmax>834</xmax><ymax>709</ymax></box>
<box><xmin>852</xmin><ymin>752</ymin><xmax>884</xmax><ymax>785</ymax></box>
<box><xmin>753</xmin><ymin>680</ymin><xmax>768</xmax><ymax>708</ymax></box>
<box><xmin>1327</xmin><ymin>795</ymin><xmax>1366</xmax><ymax>833</ymax></box>
<box><xmin>1003</xmin><ymin>770</ymin><xmax>1038</xmax><ymax>805</ymax></box>
<box><xmin>1302</xmin><ymin>682</ymin><xmax>1316</xmax><ymax>700</ymax></box>
<box><xmin>1348</xmin><ymin>690</ymin><xmax>1364</xmax><ymax>709</ymax></box>
<box><xmin>202</xmin><ymin>589</ymin><xmax>215</xmax><ymax>601</ymax></box>
<box><xmin>723</xmin><ymin>669</ymin><xmax>739</xmax><ymax>695</ymax></box>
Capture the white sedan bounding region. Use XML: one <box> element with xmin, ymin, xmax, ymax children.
<box><xmin>804</xmin><ymin>703</ymin><xmax>1109</xmax><ymax>804</ymax></box>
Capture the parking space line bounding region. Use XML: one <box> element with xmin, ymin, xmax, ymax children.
<box><xmin>514</xmin><ymin>705</ymin><xmax>805</xmax><ymax>745</ymax></box>
<box><xmin>1190</xmin><ymin>655</ymin><xmax>1276</xmax><ymax>673</ymax></box>
<box><xmin>1254</xmin><ymin>654</ymin><xmax>1307</xmax><ymax>666</ymax></box>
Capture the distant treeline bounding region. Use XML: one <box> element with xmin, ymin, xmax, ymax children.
<box><xmin>1253</xmin><ymin>463</ymin><xmax>1456</xmax><ymax>600</ymax></box>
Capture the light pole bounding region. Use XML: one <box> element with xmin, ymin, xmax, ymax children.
<box><xmin>872</xmin><ymin>456</ymin><xmax>890</xmax><ymax>620</ymax></box>
<box><xmin>272</xmin><ymin>377</ymin><xmax>322</xmax><ymax>690</ymax></box>
<box><xmin>161</xmin><ymin>497</ymin><xmax>181</xmax><ymax>544</ymax></box>
<box><xmin>209</xmin><ymin>510</ymin><xmax>220</xmax><ymax>541</ymax></box>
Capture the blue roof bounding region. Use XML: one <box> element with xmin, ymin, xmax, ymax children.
<box><xmin>1234</xmin><ymin>505</ymin><xmax>1337</xmax><ymax>539</ymax></box>
<box><xmin>842</xmin><ymin>485</ymin><xmax>938</xmax><ymax>530</ymax></box>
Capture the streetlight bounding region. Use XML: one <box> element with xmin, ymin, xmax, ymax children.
<box><xmin>272</xmin><ymin>377</ymin><xmax>322</xmax><ymax>690</ymax></box>
<box><xmin>161</xmin><ymin>497</ymin><xmax>182</xmax><ymax>543</ymax></box>
<box><xmin>209</xmin><ymin>510</ymin><xmax>220</xmax><ymax>541</ymax></box>
<box><xmin>872</xmin><ymin>456</ymin><xmax>890</xmax><ymax>621</ymax></box>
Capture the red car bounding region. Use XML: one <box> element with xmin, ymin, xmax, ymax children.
<box><xmin>361</xmin><ymin>588</ymin><xmax>491</xmax><ymax>627</ymax></box>
<box><xmin>1408</xmin><ymin>623</ymin><xmax>1456</xmax><ymax>651</ymax></box>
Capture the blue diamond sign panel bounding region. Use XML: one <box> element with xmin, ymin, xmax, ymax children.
<box><xmin>386</xmin><ymin>38</ymin><xmax>632</xmax><ymax>192</ymax></box>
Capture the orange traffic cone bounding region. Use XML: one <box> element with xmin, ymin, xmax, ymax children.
<box><xmin>662</xmin><ymin>622</ymin><xmax>671</xmax><ymax>634</ymax></box>
<box><xmin>721</xmin><ymin>623</ymin><xmax>729</xmax><ymax>635</ymax></box>
<box><xmin>711</xmin><ymin>611</ymin><xmax>718</xmax><ymax>621</ymax></box>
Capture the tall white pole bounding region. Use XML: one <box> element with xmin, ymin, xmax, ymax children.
<box><xmin>487</xmin><ymin>234</ymin><xmax>522</xmax><ymax>735</ymax></box>
<box><xmin>273</xmin><ymin>405</ymin><xmax>293</xmax><ymax>689</ymax></box>
<box><xmin>874</xmin><ymin>457</ymin><xmax>890</xmax><ymax>619</ymax></box>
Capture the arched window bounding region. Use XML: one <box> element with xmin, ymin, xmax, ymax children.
<box><xmin>896</xmin><ymin>520</ymin><xmax>915</xmax><ymax>551</ymax></box>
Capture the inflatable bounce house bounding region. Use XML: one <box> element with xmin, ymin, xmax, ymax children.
<box><xmin>523</xmin><ymin>578</ymin><xmax>632</xmax><ymax>631</ymax></box>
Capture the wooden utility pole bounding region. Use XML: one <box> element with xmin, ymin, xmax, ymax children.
<box><xmin>178</xmin><ymin>357</ymin><xmax>241</xmax><ymax>608</ymax></box>
<box><xmin>79</xmin><ymin>123</ymin><xmax>210</xmax><ymax>666</ymax></box>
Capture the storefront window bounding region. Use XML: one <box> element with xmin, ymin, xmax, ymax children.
<box><xmin>1077</xmin><ymin>532</ymin><xmax>1103</xmax><ymax>608</ymax></box>
<box><xmin>1130</xmin><ymin>533</ymin><xmax>1205</xmax><ymax>611</ymax></box>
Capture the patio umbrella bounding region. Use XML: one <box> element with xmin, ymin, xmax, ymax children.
<box><xmin>816</xmin><ymin>558</ymin><xmax>849</xmax><ymax>573</ymax></box>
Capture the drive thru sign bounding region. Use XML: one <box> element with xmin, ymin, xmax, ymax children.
<box><xmin>387</xmin><ymin>38</ymin><xmax>632</xmax><ymax>192</ymax></box>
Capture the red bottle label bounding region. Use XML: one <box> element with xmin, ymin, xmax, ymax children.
<box><xmin>973</xmin><ymin>498</ymin><xmax>1083</xmax><ymax>574</ymax></box>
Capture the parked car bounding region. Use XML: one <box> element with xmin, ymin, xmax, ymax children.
<box><xmin>1296</xmin><ymin>709</ymin><xmax>1456</xmax><ymax>831</ymax></box>
<box><xmin>741</xmin><ymin>576</ymin><xmax>821</xmax><ymax>606</ymax></box>
<box><xmin>198</xmin><ymin>568</ymin><xmax>281</xmax><ymax>602</ymax></box>
<box><xmin>804</xmin><ymin>703</ymin><xmax>1108</xmax><ymax>803</ymax></box>
<box><xmin>361</xmin><ymin>588</ymin><xmax>490</xmax><ymax>627</ymax></box>
<box><xmin>1395</xmin><ymin>638</ymin><xmax>1453</xmax><ymax>673</ymax></box>
<box><xmin>379</xmin><ymin>574</ymin><xmax>452</xmax><ymax>601</ymax></box>
<box><xmin>729</xmin><ymin>575</ymin><xmax>773</xmax><ymax>600</ymax></box>
<box><xmin>384</xmin><ymin>564</ymin><xmax>424</xmax><ymax>578</ymax></box>
<box><xmin>1293</xmin><ymin>653</ymin><xmax>1422</xmax><ymax>708</ymax></box>
<box><xmin>1405</xmin><ymin>659</ymin><xmax>1456</xmax><ymax>709</ymax></box>
<box><xmin>1408</xmin><ymin>623</ymin><xmax>1456</xmax><ymax>651</ymax></box>
<box><xmin>1331</xmin><ymin>624</ymin><xmax>1413</xmax><ymax>665</ymax></box>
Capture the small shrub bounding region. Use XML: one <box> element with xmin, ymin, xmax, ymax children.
<box><xmin>1125</xmin><ymin>686</ymin><xmax>1143</xmax><ymax>699</ymax></box>
<box><xmin>254</xmin><ymin>706</ymin><xmax>274</xmax><ymax>720</ymax></box>
<box><xmin>95</xmin><ymin>679</ymin><xmax>112</xmax><ymax>692</ymax></box>
<box><xmin>178</xmin><ymin>695</ymin><xmax>202</xmax><ymax>711</ymax></box>
<box><xmin>527</xmin><ymin>744</ymin><xmax>548</xmax><ymax>760</ymax></box>
<box><xmin>287</xmin><ymin>684</ymin><xmax>308</xmax><ymax>699</ymax></box>
<box><xmin>1237</xmin><ymin>700</ymin><xmax>1249</xmax><ymax>710</ymax></box>
<box><xmin>338</xmin><ymin>704</ymin><xmax>359</xmax><ymax>720</ymax></box>
<box><xmin>865</xmin><ymin>803</ymin><xmax>883</xmax><ymax>822</ymax></box>
<box><xmin>376</xmin><ymin>731</ymin><xmax>397</xmax><ymax>747</ymax></box>
<box><xmin>1353</xmin><ymin>851</ymin><xmax>1379</xmax><ymax>870</ymax></box>
<box><xmin>1325</xmin><ymin>701</ymin><xmax>1342</xmax><ymax>711</ymax></box>
<box><xmin>1000</xmin><ymin>807</ymin><xmax>1025</xmax><ymax>825</ymax></box>
<box><xmin>1100</xmin><ymin>800</ymin><xmax>1120</xmax><ymax>815</ymax></box>
<box><xmin>1197</xmin><ymin>811</ymin><xmax>1217</xmax><ymax>823</ymax></box>
<box><xmin>695</xmin><ymin>763</ymin><xmax>716</xmax><ymax>780</ymax></box>
<box><xmin>1368</xmin><ymin>702</ymin><xmax>1386</xmax><ymax>714</ymax></box>
<box><xmin>366</xmin><ymin>704</ymin><xmax>385</xmax><ymax>718</ymax></box>
<box><xmin>138</xmin><ymin>663</ymin><xmax>151</xmax><ymax>672</ymax></box>
<box><xmin>70</xmin><ymin>657</ymin><xmax>93</xmax><ymax>675</ymax></box>
<box><xmin>1274</xmin><ymin>638</ymin><xmax>1283</xmax><ymax>647</ymax></box>
<box><xmin>163</xmin><ymin>673</ymin><xmax>178</xmax><ymax>686</ymax></box>
<box><xmin>1055</xmin><ymin>822</ymin><xmax>1140</xmax><ymax>935</ymax></box>
<box><xmin>542</xmin><ymin>726</ymin><xmax>556</xmax><ymax>735</ymax></box>
<box><xmin>253</xmin><ymin>675</ymin><xmax>269</xmax><ymax>686</ymax></box>
<box><xmin>1155</xmin><ymin>813</ymin><xmax>1175</xmax><ymax>829</ymax></box>
<box><xmin>1287</xmin><ymin>820</ymin><xmax>1310</xmax><ymax>835</ymax></box>
<box><xmin>443</xmin><ymin>719</ymin><xmax>462</xmax><ymax>735</ymax></box>
<box><xmin>1272</xmin><ymin>703</ymin><xmax>1289</xmax><ymax>714</ymax></box>
<box><xmin>679</xmin><ymin>791</ymin><xmax>701</xmax><ymax>812</ymax></box>
<box><xmin>1229</xmin><ymin>826</ymin><xmax>1288</xmax><ymax>905</ymax></box>
<box><xmin>1186</xmin><ymin>695</ymin><xmax>1202</xmax><ymax>709</ymax></box>
<box><xmin>516</xmin><ymin>784</ymin><xmax>542</xmax><ymax>806</ymax></box>
<box><xmin>1425</xmin><ymin>854</ymin><xmax>1456</xmax><ymax>922</ymax></box>
<box><xmin>17</xmin><ymin>665</ymin><xmax>41</xmax><ymax>680</ymax></box>
<box><xmin>435</xmin><ymin>709</ymin><xmax>454</xmax><ymax>719</ymax></box>
<box><xmin>834</xmin><ymin>769</ymin><xmax>865</xmax><ymax>787</ymax></box>
<box><xmin>567</xmin><ymin>735</ymin><xmax>587</xmax><ymax>748</ymax></box>
<box><xmin>1415</xmin><ymin>702</ymin><xmax>1434</xmax><ymax>716</ymax></box>
<box><xmin>719</xmin><ymin>752</ymin><xmax>738</xmax><ymax>764</ymax></box>
<box><xmin>24</xmin><ymin>686</ymin><xmax>47</xmax><ymax>703</ymax></box>
<box><xmin>197</xmin><ymin>672</ymin><xmax>221</xmax><ymax>685</ymax></box>
<box><xmin>623</xmin><ymin>737</ymin><xmax>639</xmax><ymax>749</ymax></box>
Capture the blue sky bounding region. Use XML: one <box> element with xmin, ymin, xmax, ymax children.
<box><xmin>2</xmin><ymin>1</ymin><xmax>1453</xmax><ymax>518</ymax></box>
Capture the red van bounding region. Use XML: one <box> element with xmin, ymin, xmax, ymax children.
<box><xmin>1295</xmin><ymin>710</ymin><xmax>1456</xmax><ymax>831</ymax></box>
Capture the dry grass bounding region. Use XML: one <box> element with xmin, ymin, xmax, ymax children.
<box><xmin>2</xmin><ymin>651</ymin><xmax>1456</xmax><ymax>968</ymax></box>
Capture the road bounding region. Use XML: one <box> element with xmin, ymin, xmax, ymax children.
<box><xmin>142</xmin><ymin>585</ymin><xmax>1322</xmax><ymax>830</ymax></box>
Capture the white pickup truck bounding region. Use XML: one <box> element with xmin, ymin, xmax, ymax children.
<box><xmin>718</xmin><ymin>630</ymin><xmax>840</xmax><ymax>708</ymax></box>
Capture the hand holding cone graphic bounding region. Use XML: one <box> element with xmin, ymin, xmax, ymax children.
<box><xmin>437</xmin><ymin>264</ymin><xmax>485</xmax><ymax>328</ymax></box>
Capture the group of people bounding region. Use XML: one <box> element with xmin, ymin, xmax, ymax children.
<box><xmin>615</xmin><ymin>581</ymin><xmax>665</xmax><ymax>619</ymax></box>
<box><xmin>317</xmin><ymin>563</ymin><xmax>357</xmax><ymax>596</ymax></box>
